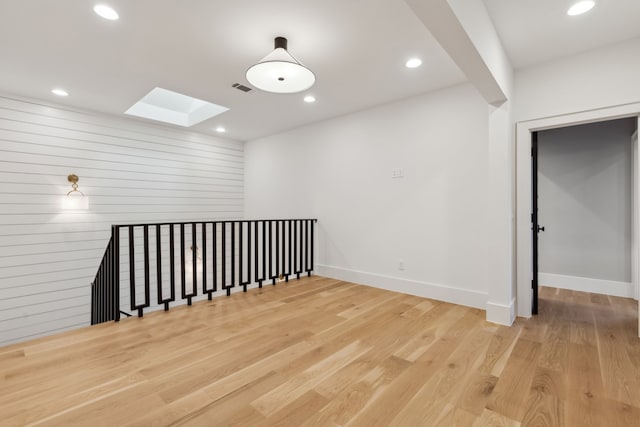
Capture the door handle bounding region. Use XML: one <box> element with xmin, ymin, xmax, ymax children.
<box><xmin>537</xmin><ymin>225</ymin><xmax>545</xmax><ymax>232</ymax></box>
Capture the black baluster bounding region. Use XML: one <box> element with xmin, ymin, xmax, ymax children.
<box><xmin>287</xmin><ymin>220</ymin><xmax>292</xmax><ymax>282</ymax></box>
<box><xmin>281</xmin><ymin>220</ymin><xmax>286</xmax><ymax>281</ymax></box>
<box><xmin>190</xmin><ymin>223</ymin><xmax>197</xmax><ymax>305</ymax></box>
<box><xmin>91</xmin><ymin>279</ymin><xmax>94</xmax><ymax>325</ymax></box>
<box><xmin>280</xmin><ymin>221</ymin><xmax>285</xmax><ymax>280</ymax></box>
<box><xmin>247</xmin><ymin>222</ymin><xmax>252</xmax><ymax>291</ymax></box>
<box><xmin>128</xmin><ymin>226</ymin><xmax>140</xmax><ymax>316</ymax></box>
<box><xmin>269</xmin><ymin>220</ymin><xmax>274</xmax><ymax>285</ymax></box>
<box><xmin>180</xmin><ymin>223</ymin><xmax>186</xmax><ymax>303</ymax></box>
<box><xmin>105</xmin><ymin>242</ymin><xmax>110</xmax><ymax>321</ymax></box>
<box><xmin>97</xmin><ymin>267</ymin><xmax>102</xmax><ymax>323</ymax></box>
<box><xmin>157</xmin><ymin>224</ymin><xmax>170</xmax><ymax>311</ymax></box>
<box><xmin>143</xmin><ymin>225</ymin><xmax>150</xmax><ymax>311</ymax></box>
<box><xmin>212</xmin><ymin>222</ymin><xmax>218</xmax><ymax>293</ymax></box>
<box><xmin>240</xmin><ymin>222</ymin><xmax>246</xmax><ymax>292</ymax></box>
<box><xmin>294</xmin><ymin>220</ymin><xmax>300</xmax><ymax>279</ymax></box>
<box><xmin>231</xmin><ymin>221</ymin><xmax>236</xmax><ymax>292</ymax></box>
<box><xmin>91</xmin><ymin>279</ymin><xmax>95</xmax><ymax>325</ymax></box>
<box><xmin>100</xmin><ymin>269</ymin><xmax>104</xmax><ymax>322</ymax></box>
<box><xmin>114</xmin><ymin>226</ymin><xmax>121</xmax><ymax>321</ymax></box>
<box><xmin>102</xmin><ymin>247</ymin><xmax>106</xmax><ymax>322</ymax></box>
<box><xmin>222</xmin><ymin>222</ymin><xmax>228</xmax><ymax>296</ymax></box>
<box><xmin>203</xmin><ymin>223</ymin><xmax>210</xmax><ymax>300</ymax></box>
<box><xmin>309</xmin><ymin>220</ymin><xmax>315</xmax><ymax>276</ymax></box>
<box><xmin>307</xmin><ymin>219</ymin><xmax>314</xmax><ymax>276</ymax></box>
<box><xmin>305</xmin><ymin>220</ymin><xmax>309</xmax><ymax>276</ymax></box>
<box><xmin>254</xmin><ymin>221</ymin><xmax>259</xmax><ymax>285</ymax></box>
<box><xmin>261</xmin><ymin>221</ymin><xmax>266</xmax><ymax>288</ymax></box>
<box><xmin>274</xmin><ymin>220</ymin><xmax>280</xmax><ymax>285</ymax></box>
<box><xmin>170</xmin><ymin>225</ymin><xmax>176</xmax><ymax>306</ymax></box>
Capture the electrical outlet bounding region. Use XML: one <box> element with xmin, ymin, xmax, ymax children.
<box><xmin>398</xmin><ymin>260</ymin><xmax>404</xmax><ymax>270</ymax></box>
<box><xmin>392</xmin><ymin>168</ymin><xmax>404</xmax><ymax>179</ymax></box>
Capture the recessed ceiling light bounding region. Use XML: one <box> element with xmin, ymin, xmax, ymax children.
<box><xmin>215</xmin><ymin>126</ymin><xmax>226</xmax><ymax>133</ymax></box>
<box><xmin>51</xmin><ymin>88</ymin><xmax>69</xmax><ymax>97</ymax></box>
<box><xmin>94</xmin><ymin>4</ymin><xmax>119</xmax><ymax>20</ymax></box>
<box><xmin>567</xmin><ymin>1</ymin><xmax>595</xmax><ymax>16</ymax></box>
<box><xmin>304</xmin><ymin>95</ymin><xmax>316</xmax><ymax>103</ymax></box>
<box><xmin>406</xmin><ymin>58</ymin><xmax>422</xmax><ymax>69</ymax></box>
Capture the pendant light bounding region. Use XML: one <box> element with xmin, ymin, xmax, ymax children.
<box><xmin>246</xmin><ymin>37</ymin><xmax>315</xmax><ymax>94</ymax></box>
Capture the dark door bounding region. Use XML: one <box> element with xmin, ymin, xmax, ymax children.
<box><xmin>532</xmin><ymin>132</ymin><xmax>539</xmax><ymax>315</ymax></box>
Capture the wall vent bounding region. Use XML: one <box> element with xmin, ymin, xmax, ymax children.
<box><xmin>232</xmin><ymin>83</ymin><xmax>252</xmax><ymax>93</ymax></box>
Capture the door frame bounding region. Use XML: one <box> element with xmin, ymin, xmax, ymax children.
<box><xmin>531</xmin><ymin>131</ymin><xmax>539</xmax><ymax>315</ymax></box>
<box><xmin>516</xmin><ymin>103</ymin><xmax>640</xmax><ymax>318</ymax></box>
<box><xmin>635</xmin><ymin>128</ymin><xmax>640</xmax><ymax>337</ymax></box>
<box><xmin>633</xmin><ymin>128</ymin><xmax>640</xmax><ymax>302</ymax></box>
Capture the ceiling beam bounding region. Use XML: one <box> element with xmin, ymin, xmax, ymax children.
<box><xmin>404</xmin><ymin>0</ymin><xmax>512</xmax><ymax>105</ymax></box>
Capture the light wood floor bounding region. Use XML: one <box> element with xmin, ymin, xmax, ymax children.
<box><xmin>0</xmin><ymin>277</ymin><xmax>638</xmax><ymax>426</ymax></box>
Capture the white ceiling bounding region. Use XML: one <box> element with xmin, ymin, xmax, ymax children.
<box><xmin>484</xmin><ymin>0</ymin><xmax>640</xmax><ymax>69</ymax></box>
<box><xmin>0</xmin><ymin>0</ymin><xmax>465</xmax><ymax>141</ymax></box>
<box><xmin>2</xmin><ymin>1</ymin><xmax>639</xmax><ymax>142</ymax></box>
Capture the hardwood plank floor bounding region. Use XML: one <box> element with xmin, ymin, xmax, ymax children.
<box><xmin>0</xmin><ymin>277</ymin><xmax>638</xmax><ymax>426</ymax></box>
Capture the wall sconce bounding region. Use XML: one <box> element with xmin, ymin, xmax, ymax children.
<box><xmin>62</xmin><ymin>174</ymin><xmax>89</xmax><ymax>210</ymax></box>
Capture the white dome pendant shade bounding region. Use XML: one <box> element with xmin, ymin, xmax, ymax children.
<box><xmin>246</xmin><ymin>37</ymin><xmax>315</xmax><ymax>94</ymax></box>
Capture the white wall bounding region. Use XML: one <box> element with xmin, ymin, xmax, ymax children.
<box><xmin>245</xmin><ymin>84</ymin><xmax>490</xmax><ymax>308</ymax></box>
<box><xmin>0</xmin><ymin>94</ymin><xmax>243</xmax><ymax>346</ymax></box>
<box><xmin>537</xmin><ymin>118</ymin><xmax>636</xmax><ymax>296</ymax></box>
<box><xmin>515</xmin><ymin>37</ymin><xmax>640</xmax><ymax>122</ymax></box>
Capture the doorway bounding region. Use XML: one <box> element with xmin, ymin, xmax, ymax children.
<box><xmin>516</xmin><ymin>103</ymin><xmax>640</xmax><ymax>329</ymax></box>
<box><xmin>530</xmin><ymin>118</ymin><xmax>638</xmax><ymax>313</ymax></box>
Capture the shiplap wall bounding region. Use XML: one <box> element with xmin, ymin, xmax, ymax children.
<box><xmin>0</xmin><ymin>94</ymin><xmax>244</xmax><ymax>346</ymax></box>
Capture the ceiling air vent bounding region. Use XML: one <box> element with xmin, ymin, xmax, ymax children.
<box><xmin>232</xmin><ymin>83</ymin><xmax>252</xmax><ymax>93</ymax></box>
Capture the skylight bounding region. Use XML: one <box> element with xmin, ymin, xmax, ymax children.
<box><xmin>125</xmin><ymin>87</ymin><xmax>229</xmax><ymax>127</ymax></box>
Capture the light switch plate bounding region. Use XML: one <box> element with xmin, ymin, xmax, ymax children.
<box><xmin>392</xmin><ymin>168</ymin><xmax>404</xmax><ymax>179</ymax></box>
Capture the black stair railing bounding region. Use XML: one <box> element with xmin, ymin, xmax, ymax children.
<box><xmin>91</xmin><ymin>219</ymin><xmax>317</xmax><ymax>325</ymax></box>
<box><xmin>91</xmin><ymin>235</ymin><xmax>114</xmax><ymax>325</ymax></box>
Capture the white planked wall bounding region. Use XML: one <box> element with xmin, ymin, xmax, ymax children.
<box><xmin>0</xmin><ymin>94</ymin><xmax>244</xmax><ymax>346</ymax></box>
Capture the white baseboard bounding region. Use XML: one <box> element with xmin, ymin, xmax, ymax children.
<box><xmin>539</xmin><ymin>272</ymin><xmax>634</xmax><ymax>298</ymax></box>
<box><xmin>315</xmin><ymin>264</ymin><xmax>487</xmax><ymax>310</ymax></box>
<box><xmin>486</xmin><ymin>298</ymin><xmax>516</xmax><ymax>326</ymax></box>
